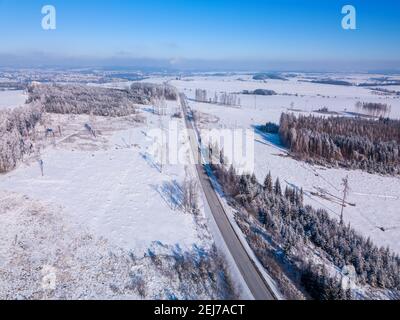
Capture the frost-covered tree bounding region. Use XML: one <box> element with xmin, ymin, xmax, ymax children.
<box><xmin>182</xmin><ymin>171</ymin><xmax>199</xmax><ymax>215</ymax></box>
<box><xmin>0</xmin><ymin>103</ymin><xmax>43</xmax><ymax>173</ymax></box>
<box><xmin>263</xmin><ymin>172</ymin><xmax>273</xmax><ymax>193</ymax></box>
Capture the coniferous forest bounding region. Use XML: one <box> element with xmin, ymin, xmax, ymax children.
<box><xmin>210</xmin><ymin>147</ymin><xmax>400</xmax><ymax>299</ymax></box>
<box><xmin>278</xmin><ymin>113</ymin><xmax>400</xmax><ymax>175</ymax></box>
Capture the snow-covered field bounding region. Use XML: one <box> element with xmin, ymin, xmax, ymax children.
<box><xmin>147</xmin><ymin>74</ymin><xmax>400</xmax><ymax>120</ymax></box>
<box><xmin>0</xmin><ymin>113</ymin><xmax>201</xmax><ymax>254</ymax></box>
<box><xmin>146</xmin><ymin>74</ymin><xmax>400</xmax><ymax>255</ymax></box>
<box><xmin>0</xmin><ymin>100</ymin><xmax>236</xmax><ymax>299</ymax></box>
<box><xmin>0</xmin><ymin>90</ymin><xmax>27</xmax><ymax>110</ymax></box>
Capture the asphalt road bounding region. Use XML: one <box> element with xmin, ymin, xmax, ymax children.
<box><xmin>180</xmin><ymin>94</ymin><xmax>277</xmax><ymax>300</ymax></box>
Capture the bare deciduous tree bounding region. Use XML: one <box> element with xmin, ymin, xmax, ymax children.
<box><xmin>181</xmin><ymin>168</ymin><xmax>199</xmax><ymax>215</ymax></box>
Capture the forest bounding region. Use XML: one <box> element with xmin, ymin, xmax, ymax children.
<box><xmin>28</xmin><ymin>84</ymin><xmax>139</xmax><ymax>116</ymax></box>
<box><xmin>27</xmin><ymin>82</ymin><xmax>177</xmax><ymax>117</ymax></box>
<box><xmin>278</xmin><ymin>113</ymin><xmax>400</xmax><ymax>175</ymax></box>
<box><xmin>209</xmin><ymin>149</ymin><xmax>400</xmax><ymax>299</ymax></box>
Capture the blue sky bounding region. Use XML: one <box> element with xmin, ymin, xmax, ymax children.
<box><xmin>0</xmin><ymin>0</ymin><xmax>399</xmax><ymax>70</ymax></box>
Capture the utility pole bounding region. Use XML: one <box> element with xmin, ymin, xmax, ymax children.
<box><xmin>340</xmin><ymin>175</ymin><xmax>349</xmax><ymax>225</ymax></box>
<box><xmin>159</xmin><ymin>116</ymin><xmax>164</xmax><ymax>173</ymax></box>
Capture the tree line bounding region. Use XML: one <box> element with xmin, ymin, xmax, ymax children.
<box><xmin>355</xmin><ymin>101</ymin><xmax>391</xmax><ymax>118</ymax></box>
<box><xmin>195</xmin><ymin>89</ymin><xmax>241</xmax><ymax>106</ymax></box>
<box><xmin>130</xmin><ymin>82</ymin><xmax>178</xmax><ymax>101</ymax></box>
<box><xmin>279</xmin><ymin>113</ymin><xmax>400</xmax><ymax>175</ymax></box>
